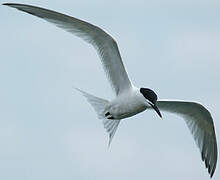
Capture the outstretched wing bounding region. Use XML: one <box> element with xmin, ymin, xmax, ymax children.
<box><xmin>156</xmin><ymin>100</ymin><xmax>218</xmax><ymax>177</ymax></box>
<box><xmin>4</xmin><ymin>3</ymin><xmax>132</xmax><ymax>96</ymax></box>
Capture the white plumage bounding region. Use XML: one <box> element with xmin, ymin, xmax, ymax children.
<box><xmin>4</xmin><ymin>3</ymin><xmax>218</xmax><ymax>177</ymax></box>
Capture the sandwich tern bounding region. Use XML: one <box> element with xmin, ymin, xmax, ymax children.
<box><xmin>3</xmin><ymin>3</ymin><xmax>218</xmax><ymax>177</ymax></box>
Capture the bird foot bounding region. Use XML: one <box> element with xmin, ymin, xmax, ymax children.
<box><xmin>105</xmin><ymin>112</ymin><xmax>115</xmax><ymax>119</ymax></box>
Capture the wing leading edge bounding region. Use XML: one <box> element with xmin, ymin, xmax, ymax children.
<box><xmin>3</xmin><ymin>3</ymin><xmax>132</xmax><ymax>95</ymax></box>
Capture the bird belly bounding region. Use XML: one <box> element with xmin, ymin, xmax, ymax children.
<box><xmin>108</xmin><ymin>99</ymin><xmax>147</xmax><ymax>120</ymax></box>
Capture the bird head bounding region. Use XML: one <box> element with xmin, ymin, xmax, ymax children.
<box><xmin>140</xmin><ymin>88</ymin><xmax>162</xmax><ymax>118</ymax></box>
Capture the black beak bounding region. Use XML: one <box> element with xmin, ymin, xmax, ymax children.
<box><xmin>150</xmin><ymin>103</ymin><xmax>162</xmax><ymax>118</ymax></box>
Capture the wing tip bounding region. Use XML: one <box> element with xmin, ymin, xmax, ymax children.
<box><xmin>2</xmin><ymin>3</ymin><xmax>17</xmax><ymax>6</ymax></box>
<box><xmin>209</xmin><ymin>162</ymin><xmax>217</xmax><ymax>178</ymax></box>
<box><xmin>2</xmin><ymin>3</ymin><xmax>36</xmax><ymax>10</ymax></box>
<box><xmin>202</xmin><ymin>155</ymin><xmax>217</xmax><ymax>178</ymax></box>
<box><xmin>2</xmin><ymin>3</ymin><xmax>24</xmax><ymax>10</ymax></box>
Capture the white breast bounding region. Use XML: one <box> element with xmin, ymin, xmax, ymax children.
<box><xmin>108</xmin><ymin>87</ymin><xmax>148</xmax><ymax>119</ymax></box>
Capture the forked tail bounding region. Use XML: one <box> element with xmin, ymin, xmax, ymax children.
<box><xmin>75</xmin><ymin>88</ymin><xmax>121</xmax><ymax>146</ymax></box>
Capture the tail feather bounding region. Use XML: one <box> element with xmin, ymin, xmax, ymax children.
<box><xmin>103</xmin><ymin>118</ymin><xmax>121</xmax><ymax>146</ymax></box>
<box><xmin>75</xmin><ymin>88</ymin><xmax>121</xmax><ymax>146</ymax></box>
<box><xmin>75</xmin><ymin>88</ymin><xmax>108</xmax><ymax>119</ymax></box>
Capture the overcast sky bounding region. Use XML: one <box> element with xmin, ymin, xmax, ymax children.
<box><xmin>1</xmin><ymin>0</ymin><xmax>220</xmax><ymax>179</ymax></box>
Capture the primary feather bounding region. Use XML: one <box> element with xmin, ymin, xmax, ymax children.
<box><xmin>156</xmin><ymin>100</ymin><xmax>217</xmax><ymax>177</ymax></box>
<box><xmin>4</xmin><ymin>3</ymin><xmax>218</xmax><ymax>177</ymax></box>
<box><xmin>3</xmin><ymin>3</ymin><xmax>132</xmax><ymax>96</ymax></box>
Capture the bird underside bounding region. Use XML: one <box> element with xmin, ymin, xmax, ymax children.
<box><xmin>3</xmin><ymin>3</ymin><xmax>217</xmax><ymax>176</ymax></box>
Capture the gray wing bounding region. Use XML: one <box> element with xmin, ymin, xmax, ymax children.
<box><xmin>156</xmin><ymin>100</ymin><xmax>218</xmax><ymax>177</ymax></box>
<box><xmin>4</xmin><ymin>3</ymin><xmax>132</xmax><ymax>96</ymax></box>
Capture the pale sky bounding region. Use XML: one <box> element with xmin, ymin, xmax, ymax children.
<box><xmin>0</xmin><ymin>0</ymin><xmax>220</xmax><ymax>179</ymax></box>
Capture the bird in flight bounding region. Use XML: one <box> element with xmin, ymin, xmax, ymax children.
<box><xmin>3</xmin><ymin>3</ymin><xmax>217</xmax><ymax>177</ymax></box>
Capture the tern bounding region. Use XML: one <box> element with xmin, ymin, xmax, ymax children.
<box><xmin>4</xmin><ymin>3</ymin><xmax>218</xmax><ymax>177</ymax></box>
